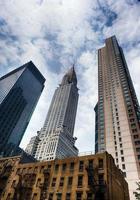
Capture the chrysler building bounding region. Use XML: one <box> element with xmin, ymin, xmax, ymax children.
<box><xmin>26</xmin><ymin>67</ymin><xmax>79</xmax><ymax>161</ymax></box>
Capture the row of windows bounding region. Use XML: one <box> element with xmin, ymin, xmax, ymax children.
<box><xmin>48</xmin><ymin>192</ymin><xmax>94</xmax><ymax>200</ymax></box>
<box><xmin>51</xmin><ymin>173</ymin><xmax>104</xmax><ymax>188</ymax></box>
<box><xmin>54</xmin><ymin>159</ymin><xmax>104</xmax><ymax>173</ymax></box>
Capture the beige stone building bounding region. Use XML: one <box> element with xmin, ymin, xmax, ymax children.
<box><xmin>95</xmin><ymin>36</ymin><xmax>140</xmax><ymax>199</ymax></box>
<box><xmin>0</xmin><ymin>152</ymin><xmax>129</xmax><ymax>200</ymax></box>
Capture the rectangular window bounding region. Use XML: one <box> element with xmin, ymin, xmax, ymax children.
<box><xmin>122</xmin><ymin>164</ymin><xmax>125</xmax><ymax>169</ymax></box>
<box><xmin>59</xmin><ymin>177</ymin><xmax>64</xmax><ymax>187</ymax></box>
<box><xmin>135</xmin><ymin>141</ymin><xmax>140</xmax><ymax>145</ymax></box>
<box><xmin>99</xmin><ymin>159</ymin><xmax>103</xmax><ymax>169</ymax></box>
<box><xmin>87</xmin><ymin>193</ymin><xmax>93</xmax><ymax>200</ymax></box>
<box><xmin>57</xmin><ymin>193</ymin><xmax>62</xmax><ymax>200</ymax></box>
<box><xmin>55</xmin><ymin>164</ymin><xmax>59</xmax><ymax>173</ymax></box>
<box><xmin>132</xmin><ymin>129</ymin><xmax>137</xmax><ymax>133</ymax></box>
<box><xmin>98</xmin><ymin>174</ymin><xmax>104</xmax><ymax>185</ymax></box>
<box><xmin>67</xmin><ymin>177</ymin><xmax>73</xmax><ymax>186</ymax></box>
<box><xmin>77</xmin><ymin>176</ymin><xmax>83</xmax><ymax>187</ymax></box>
<box><xmin>121</xmin><ymin>150</ymin><xmax>123</xmax><ymax>155</ymax></box>
<box><xmin>70</xmin><ymin>162</ymin><xmax>74</xmax><ymax>171</ymax></box>
<box><xmin>76</xmin><ymin>192</ymin><xmax>82</xmax><ymax>200</ymax></box>
<box><xmin>134</xmin><ymin>135</ymin><xmax>139</xmax><ymax>139</ymax></box>
<box><xmin>79</xmin><ymin>161</ymin><xmax>84</xmax><ymax>172</ymax></box>
<box><xmin>88</xmin><ymin>160</ymin><xmax>93</xmax><ymax>169</ymax></box>
<box><xmin>51</xmin><ymin>178</ymin><xmax>56</xmax><ymax>187</ymax></box>
<box><xmin>62</xmin><ymin>163</ymin><xmax>67</xmax><ymax>171</ymax></box>
<box><xmin>136</xmin><ymin>148</ymin><xmax>140</xmax><ymax>152</ymax></box>
<box><xmin>121</xmin><ymin>157</ymin><xmax>124</xmax><ymax>162</ymax></box>
<box><xmin>66</xmin><ymin>193</ymin><xmax>71</xmax><ymax>200</ymax></box>
<box><xmin>48</xmin><ymin>193</ymin><xmax>53</xmax><ymax>200</ymax></box>
<box><xmin>123</xmin><ymin>172</ymin><xmax>126</xmax><ymax>177</ymax></box>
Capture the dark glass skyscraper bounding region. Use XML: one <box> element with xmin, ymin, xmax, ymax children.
<box><xmin>0</xmin><ymin>61</ymin><xmax>45</xmax><ymax>156</ymax></box>
<box><xmin>95</xmin><ymin>36</ymin><xmax>140</xmax><ymax>199</ymax></box>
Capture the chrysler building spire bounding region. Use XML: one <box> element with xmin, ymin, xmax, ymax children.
<box><xmin>26</xmin><ymin>66</ymin><xmax>79</xmax><ymax>161</ymax></box>
<box><xmin>61</xmin><ymin>66</ymin><xmax>77</xmax><ymax>85</ymax></box>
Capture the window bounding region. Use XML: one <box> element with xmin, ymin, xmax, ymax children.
<box><xmin>67</xmin><ymin>177</ymin><xmax>73</xmax><ymax>186</ymax></box>
<box><xmin>122</xmin><ymin>164</ymin><xmax>125</xmax><ymax>169</ymax></box>
<box><xmin>99</xmin><ymin>159</ymin><xmax>103</xmax><ymax>169</ymax></box>
<box><xmin>62</xmin><ymin>163</ymin><xmax>67</xmax><ymax>171</ymax></box>
<box><xmin>130</xmin><ymin>118</ymin><xmax>135</xmax><ymax>122</ymax></box>
<box><xmin>79</xmin><ymin>161</ymin><xmax>84</xmax><ymax>172</ymax></box>
<box><xmin>119</xmin><ymin>138</ymin><xmax>122</xmax><ymax>142</ymax></box>
<box><xmin>48</xmin><ymin>193</ymin><xmax>53</xmax><ymax>200</ymax></box>
<box><xmin>87</xmin><ymin>193</ymin><xmax>93</xmax><ymax>200</ymax></box>
<box><xmin>121</xmin><ymin>157</ymin><xmax>124</xmax><ymax>162</ymax></box>
<box><xmin>88</xmin><ymin>160</ymin><xmax>93</xmax><ymax>169</ymax></box>
<box><xmin>55</xmin><ymin>164</ymin><xmax>59</xmax><ymax>173</ymax></box>
<box><xmin>121</xmin><ymin>150</ymin><xmax>124</xmax><ymax>155</ymax></box>
<box><xmin>132</xmin><ymin>129</ymin><xmax>137</xmax><ymax>133</ymax></box>
<box><xmin>59</xmin><ymin>177</ymin><xmax>64</xmax><ymax>187</ymax></box>
<box><xmin>51</xmin><ymin>178</ymin><xmax>56</xmax><ymax>187</ymax></box>
<box><xmin>118</xmin><ymin>132</ymin><xmax>121</xmax><ymax>136</ymax></box>
<box><xmin>57</xmin><ymin>193</ymin><xmax>62</xmax><ymax>200</ymax></box>
<box><xmin>77</xmin><ymin>176</ymin><xmax>83</xmax><ymax>187</ymax></box>
<box><xmin>123</xmin><ymin>172</ymin><xmax>126</xmax><ymax>177</ymax></box>
<box><xmin>76</xmin><ymin>192</ymin><xmax>82</xmax><ymax>200</ymax></box>
<box><xmin>66</xmin><ymin>193</ymin><xmax>71</xmax><ymax>200</ymax></box>
<box><xmin>70</xmin><ymin>162</ymin><xmax>74</xmax><ymax>171</ymax></box>
<box><xmin>48</xmin><ymin>164</ymin><xmax>51</xmax><ymax>169</ymax></box>
<box><xmin>135</xmin><ymin>141</ymin><xmax>140</xmax><ymax>145</ymax></box>
<box><xmin>138</xmin><ymin>155</ymin><xmax>140</xmax><ymax>160</ymax></box>
<box><xmin>134</xmin><ymin>135</ymin><xmax>139</xmax><ymax>139</ymax></box>
<box><xmin>98</xmin><ymin>174</ymin><xmax>104</xmax><ymax>185</ymax></box>
<box><xmin>136</xmin><ymin>148</ymin><xmax>140</xmax><ymax>152</ymax></box>
<box><xmin>120</xmin><ymin>143</ymin><xmax>122</xmax><ymax>148</ymax></box>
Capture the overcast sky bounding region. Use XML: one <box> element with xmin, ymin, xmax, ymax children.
<box><xmin>0</xmin><ymin>0</ymin><xmax>140</xmax><ymax>153</ymax></box>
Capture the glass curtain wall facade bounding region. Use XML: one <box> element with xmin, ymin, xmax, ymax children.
<box><xmin>0</xmin><ymin>61</ymin><xmax>45</xmax><ymax>156</ymax></box>
<box><xmin>95</xmin><ymin>36</ymin><xmax>140</xmax><ymax>199</ymax></box>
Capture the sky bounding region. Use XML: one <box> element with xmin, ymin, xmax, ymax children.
<box><xmin>0</xmin><ymin>0</ymin><xmax>140</xmax><ymax>153</ymax></box>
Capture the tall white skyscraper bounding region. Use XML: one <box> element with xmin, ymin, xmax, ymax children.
<box><xmin>95</xmin><ymin>36</ymin><xmax>140</xmax><ymax>200</ymax></box>
<box><xmin>26</xmin><ymin>67</ymin><xmax>79</xmax><ymax>161</ymax></box>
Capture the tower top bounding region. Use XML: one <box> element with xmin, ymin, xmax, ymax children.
<box><xmin>61</xmin><ymin>65</ymin><xmax>77</xmax><ymax>85</ymax></box>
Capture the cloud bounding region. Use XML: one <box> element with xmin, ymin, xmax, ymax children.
<box><xmin>0</xmin><ymin>0</ymin><xmax>140</xmax><ymax>153</ymax></box>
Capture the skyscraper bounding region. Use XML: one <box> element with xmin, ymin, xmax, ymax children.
<box><xmin>26</xmin><ymin>67</ymin><xmax>79</xmax><ymax>161</ymax></box>
<box><xmin>95</xmin><ymin>36</ymin><xmax>140</xmax><ymax>199</ymax></box>
<box><xmin>0</xmin><ymin>61</ymin><xmax>45</xmax><ymax>156</ymax></box>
